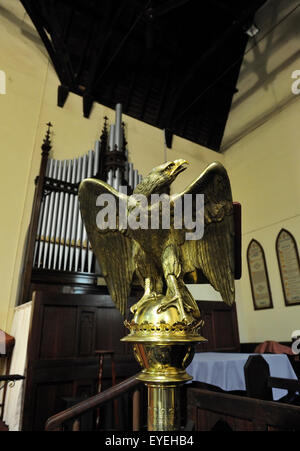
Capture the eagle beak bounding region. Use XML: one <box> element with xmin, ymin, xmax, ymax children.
<box><xmin>171</xmin><ymin>159</ymin><xmax>189</xmax><ymax>176</ymax></box>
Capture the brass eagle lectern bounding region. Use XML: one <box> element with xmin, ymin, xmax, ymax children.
<box><xmin>79</xmin><ymin>160</ymin><xmax>235</xmax><ymax>431</ymax></box>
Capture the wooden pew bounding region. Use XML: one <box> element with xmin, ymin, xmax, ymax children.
<box><xmin>244</xmin><ymin>355</ymin><xmax>300</xmax><ymax>403</ymax></box>
<box><xmin>187</xmin><ymin>387</ymin><xmax>300</xmax><ymax>431</ymax></box>
<box><xmin>244</xmin><ymin>355</ymin><xmax>273</xmax><ymax>400</ymax></box>
<box><xmin>186</xmin><ymin>355</ymin><xmax>300</xmax><ymax>431</ymax></box>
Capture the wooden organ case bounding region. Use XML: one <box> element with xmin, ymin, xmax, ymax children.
<box><xmin>20</xmin><ymin>105</ymin><xmax>143</xmax><ymax>430</ymax></box>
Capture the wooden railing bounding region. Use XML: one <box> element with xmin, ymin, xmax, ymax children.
<box><xmin>45</xmin><ymin>374</ymin><xmax>143</xmax><ymax>431</ymax></box>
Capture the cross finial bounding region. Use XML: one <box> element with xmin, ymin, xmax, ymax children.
<box><xmin>100</xmin><ymin>116</ymin><xmax>109</xmax><ymax>140</ymax></box>
<box><xmin>42</xmin><ymin>121</ymin><xmax>53</xmax><ymax>155</ymax></box>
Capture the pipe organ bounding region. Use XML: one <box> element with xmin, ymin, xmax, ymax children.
<box><xmin>19</xmin><ymin>104</ymin><xmax>143</xmax><ymax>305</ymax></box>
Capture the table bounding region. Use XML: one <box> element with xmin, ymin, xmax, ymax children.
<box><xmin>187</xmin><ymin>352</ymin><xmax>298</xmax><ymax>400</ymax></box>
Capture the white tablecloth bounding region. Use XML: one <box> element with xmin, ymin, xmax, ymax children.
<box><xmin>187</xmin><ymin>352</ymin><xmax>297</xmax><ymax>400</ymax></box>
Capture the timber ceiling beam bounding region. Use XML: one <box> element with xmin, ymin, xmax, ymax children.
<box><xmin>165</xmin><ymin>0</ymin><xmax>265</xmax><ymax>132</ymax></box>
<box><xmin>20</xmin><ymin>0</ymin><xmax>64</xmax><ymax>83</ymax></box>
<box><xmin>20</xmin><ymin>0</ymin><xmax>266</xmax><ymax>150</ymax></box>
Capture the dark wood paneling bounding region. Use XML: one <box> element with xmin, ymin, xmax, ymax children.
<box><xmin>187</xmin><ymin>387</ymin><xmax>300</xmax><ymax>431</ymax></box>
<box><xmin>197</xmin><ymin>408</ymin><xmax>253</xmax><ymax>431</ymax></box>
<box><xmin>40</xmin><ymin>306</ymin><xmax>77</xmax><ymax>359</ymax></box>
<box><xmin>22</xmin><ymin>291</ymin><xmax>139</xmax><ymax>431</ymax></box>
<box><xmin>78</xmin><ymin>308</ymin><xmax>97</xmax><ymax>356</ymax></box>
<box><xmin>34</xmin><ymin>382</ymin><xmax>74</xmax><ymax>431</ymax></box>
<box><xmin>214</xmin><ymin>309</ymin><xmax>235</xmax><ymax>349</ymax></box>
<box><xmin>196</xmin><ymin>301</ymin><xmax>240</xmax><ymax>352</ymax></box>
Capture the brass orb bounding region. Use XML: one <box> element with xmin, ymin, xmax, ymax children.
<box><xmin>122</xmin><ymin>296</ymin><xmax>206</xmax><ymax>383</ymax></box>
<box><xmin>123</xmin><ymin>295</ymin><xmax>205</xmax><ymax>344</ymax></box>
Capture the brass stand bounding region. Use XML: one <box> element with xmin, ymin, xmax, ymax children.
<box><xmin>122</xmin><ymin>295</ymin><xmax>206</xmax><ymax>431</ymax></box>
<box><xmin>147</xmin><ymin>383</ymin><xmax>181</xmax><ymax>431</ymax></box>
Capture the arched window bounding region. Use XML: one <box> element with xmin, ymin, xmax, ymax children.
<box><xmin>247</xmin><ymin>239</ymin><xmax>273</xmax><ymax>310</ymax></box>
<box><xmin>276</xmin><ymin>229</ymin><xmax>300</xmax><ymax>306</ymax></box>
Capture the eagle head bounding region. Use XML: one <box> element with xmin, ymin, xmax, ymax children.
<box><xmin>134</xmin><ymin>159</ymin><xmax>189</xmax><ymax>196</ymax></box>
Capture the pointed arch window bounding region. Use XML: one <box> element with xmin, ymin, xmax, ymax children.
<box><xmin>276</xmin><ymin>229</ymin><xmax>300</xmax><ymax>306</ymax></box>
<box><xmin>247</xmin><ymin>239</ymin><xmax>273</xmax><ymax>310</ymax></box>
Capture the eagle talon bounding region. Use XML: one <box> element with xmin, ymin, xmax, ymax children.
<box><xmin>130</xmin><ymin>292</ymin><xmax>158</xmax><ymax>314</ymax></box>
<box><xmin>157</xmin><ymin>297</ymin><xmax>179</xmax><ymax>314</ymax></box>
<box><xmin>157</xmin><ymin>294</ymin><xmax>193</xmax><ymax>317</ymax></box>
<box><xmin>158</xmin><ymin>303</ymin><xmax>193</xmax><ymax>315</ymax></box>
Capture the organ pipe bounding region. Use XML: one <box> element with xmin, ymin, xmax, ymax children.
<box><xmin>32</xmin><ymin>107</ymin><xmax>143</xmax><ymax>278</ymax></box>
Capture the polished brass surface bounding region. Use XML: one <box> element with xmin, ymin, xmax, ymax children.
<box><xmin>79</xmin><ymin>160</ymin><xmax>235</xmax><ymax>431</ymax></box>
<box><xmin>132</xmin><ymin>343</ymin><xmax>195</xmax><ymax>383</ymax></box>
<box><xmin>123</xmin><ymin>295</ymin><xmax>205</xmax><ymax>343</ymax></box>
<box><xmin>122</xmin><ymin>296</ymin><xmax>202</xmax><ymax>429</ymax></box>
<box><xmin>79</xmin><ymin>160</ymin><xmax>235</xmax><ymax>317</ymax></box>
<box><xmin>147</xmin><ymin>384</ymin><xmax>181</xmax><ymax>431</ymax></box>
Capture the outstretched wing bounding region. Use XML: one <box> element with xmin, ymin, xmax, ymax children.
<box><xmin>79</xmin><ymin>178</ymin><xmax>135</xmax><ymax>315</ymax></box>
<box><xmin>172</xmin><ymin>162</ymin><xmax>235</xmax><ymax>306</ymax></box>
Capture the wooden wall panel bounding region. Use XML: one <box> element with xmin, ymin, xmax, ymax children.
<box><xmin>196</xmin><ymin>408</ymin><xmax>253</xmax><ymax>431</ymax></box>
<box><xmin>187</xmin><ymin>387</ymin><xmax>300</xmax><ymax>431</ymax></box>
<box><xmin>214</xmin><ymin>310</ymin><xmax>235</xmax><ymax>349</ymax></box>
<box><xmin>22</xmin><ymin>291</ymin><xmax>140</xmax><ymax>431</ymax></box>
<box><xmin>39</xmin><ymin>306</ymin><xmax>78</xmax><ymax>359</ymax></box>
<box><xmin>34</xmin><ymin>382</ymin><xmax>74</xmax><ymax>431</ymax></box>
<box><xmin>77</xmin><ymin>308</ymin><xmax>97</xmax><ymax>357</ymax></box>
<box><xmin>196</xmin><ymin>301</ymin><xmax>240</xmax><ymax>353</ymax></box>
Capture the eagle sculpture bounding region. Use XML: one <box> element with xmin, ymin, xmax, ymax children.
<box><xmin>79</xmin><ymin>160</ymin><xmax>235</xmax><ymax>319</ymax></box>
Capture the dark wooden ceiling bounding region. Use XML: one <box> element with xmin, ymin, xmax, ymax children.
<box><xmin>20</xmin><ymin>0</ymin><xmax>265</xmax><ymax>151</ymax></box>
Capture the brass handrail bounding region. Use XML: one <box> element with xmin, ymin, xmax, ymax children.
<box><xmin>45</xmin><ymin>374</ymin><xmax>141</xmax><ymax>431</ymax></box>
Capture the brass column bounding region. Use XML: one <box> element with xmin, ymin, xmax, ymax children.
<box><xmin>122</xmin><ymin>296</ymin><xmax>205</xmax><ymax>431</ymax></box>
<box><xmin>147</xmin><ymin>383</ymin><xmax>180</xmax><ymax>431</ymax></box>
